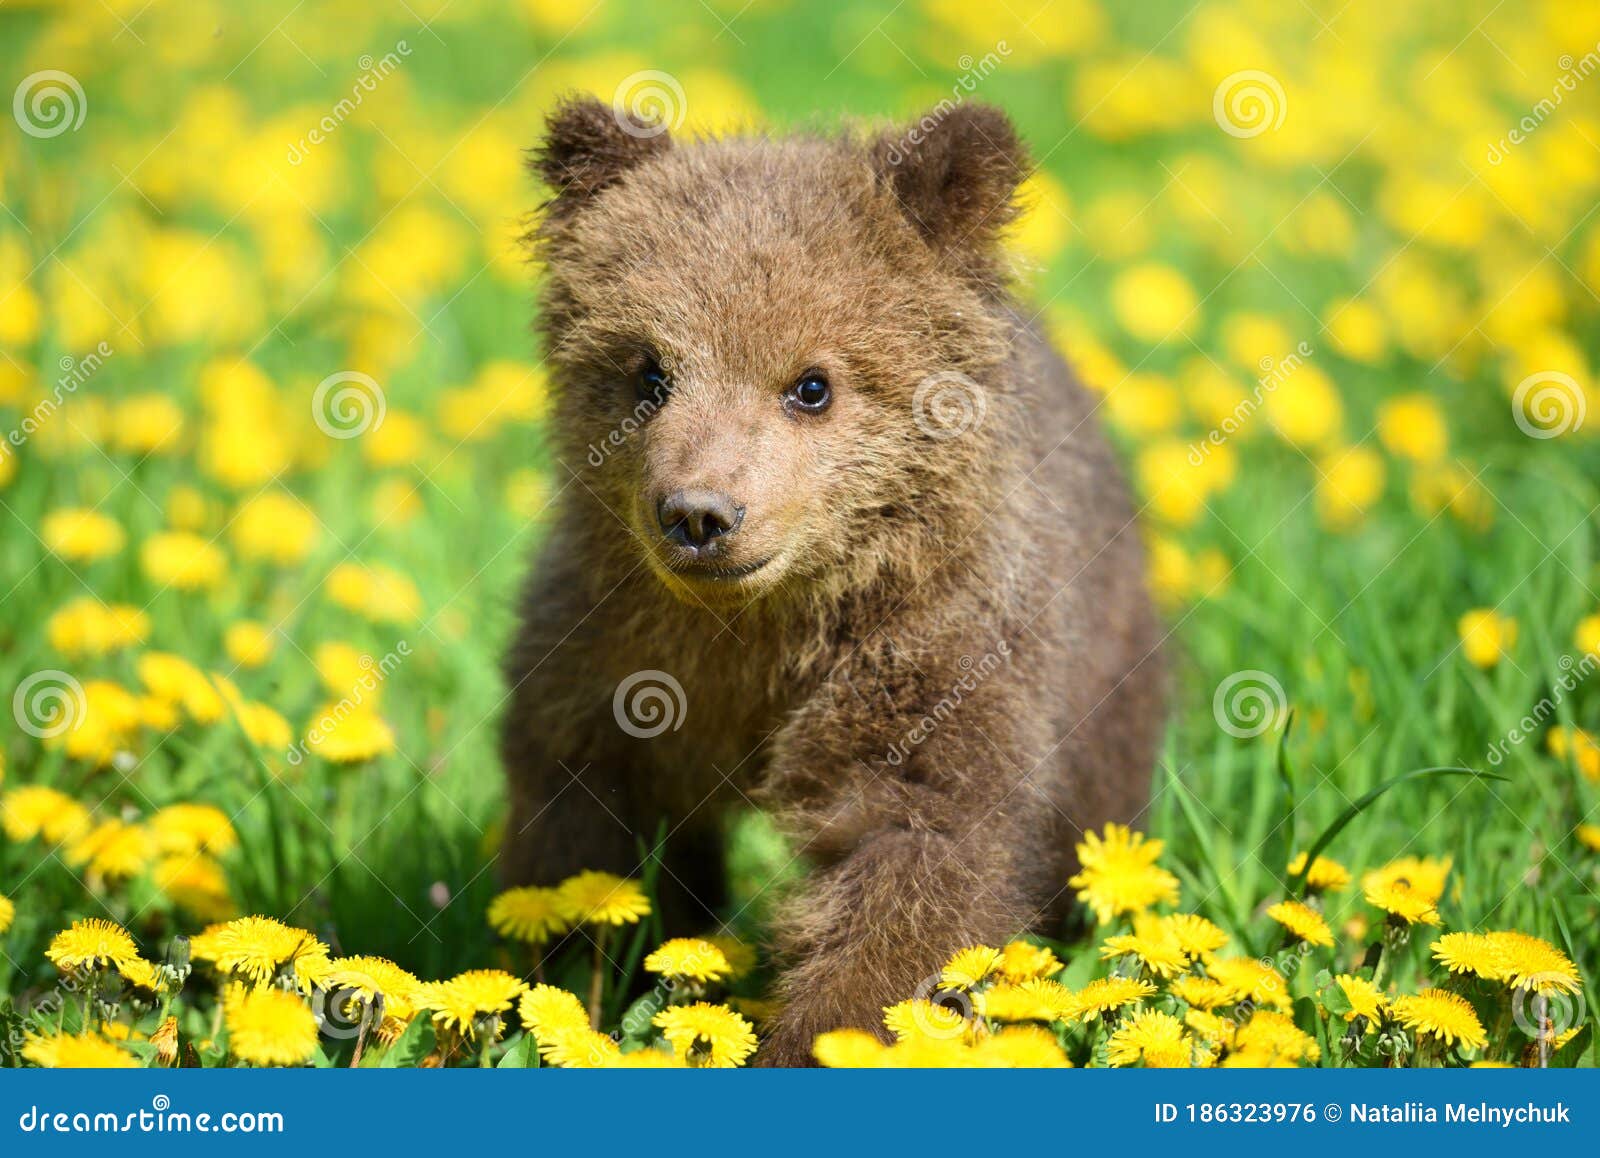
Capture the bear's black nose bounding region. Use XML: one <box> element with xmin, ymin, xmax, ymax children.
<box><xmin>658</xmin><ymin>489</ymin><xmax>743</xmax><ymax>548</ymax></box>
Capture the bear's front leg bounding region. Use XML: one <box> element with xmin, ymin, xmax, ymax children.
<box><xmin>755</xmin><ymin>642</ymin><xmax>1054</xmax><ymax>1066</ymax></box>
<box><xmin>758</xmin><ymin>823</ymin><xmax>1039</xmax><ymax>1065</ymax></box>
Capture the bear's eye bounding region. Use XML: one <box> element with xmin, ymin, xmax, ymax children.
<box><xmin>636</xmin><ymin>356</ymin><xmax>671</xmax><ymax>404</ymax></box>
<box><xmin>788</xmin><ymin>371</ymin><xmax>831</xmax><ymax>413</ymax></box>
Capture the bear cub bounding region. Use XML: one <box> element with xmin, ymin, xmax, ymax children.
<box><xmin>501</xmin><ymin>95</ymin><xmax>1164</xmax><ymax>1065</ymax></box>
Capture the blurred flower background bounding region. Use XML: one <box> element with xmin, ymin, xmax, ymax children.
<box><xmin>1</xmin><ymin>0</ymin><xmax>1599</xmax><ymax>1066</ymax></box>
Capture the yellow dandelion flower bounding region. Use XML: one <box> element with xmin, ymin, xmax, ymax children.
<box><xmin>643</xmin><ymin>938</ymin><xmax>732</xmax><ymax>983</ymax></box>
<box><xmin>978</xmin><ymin>978</ymin><xmax>1074</xmax><ymax>1023</ymax></box>
<box><xmin>1107</xmin><ymin>1009</ymin><xmax>1193</xmax><ymax>1068</ymax></box>
<box><xmin>1548</xmin><ymin>726</ymin><xmax>1600</xmax><ymax>782</ymax></box>
<box><xmin>599</xmin><ymin>1046</ymin><xmax>686</xmax><ymax>1068</ymax></box>
<box><xmin>304</xmin><ymin>705</ymin><xmax>395</xmax><ymax>763</ymax></box>
<box><xmin>1184</xmin><ymin>1008</ymin><xmax>1236</xmax><ymax>1047</ymax></box>
<box><xmin>1100</xmin><ymin>932</ymin><xmax>1189</xmax><ymax>977</ymax></box>
<box><xmin>972</xmin><ymin>1024</ymin><xmax>1072</xmax><ymax>1067</ymax></box>
<box><xmin>153</xmin><ymin>855</ymin><xmax>235</xmax><ymax>922</ymax></box>
<box><xmin>1576</xmin><ymin>824</ymin><xmax>1600</xmax><ymax>853</ymax></box>
<box><xmin>137</xmin><ymin>652</ymin><xmax>228</xmax><ymax>723</ymax></box>
<box><xmin>877</xmin><ymin>1036</ymin><xmax>979</xmax><ymax>1068</ymax></box>
<box><xmin>1068</xmin><ymin>823</ymin><xmax>1180</xmax><ymax>924</ymax></box>
<box><xmin>325</xmin><ymin>562</ymin><xmax>421</xmax><ymax>623</ymax></box>
<box><xmin>223</xmin><ymin>621</ymin><xmax>276</xmax><ymax>668</ymax></box>
<box><xmin>141</xmin><ymin>531</ymin><xmax>227</xmax><ymax>590</ymax></box>
<box><xmin>538</xmin><ymin>1024</ymin><xmax>621</xmax><ymax>1067</ymax></box>
<box><xmin>1431</xmin><ymin>932</ymin><xmax>1504</xmax><ymax>980</ymax></box>
<box><xmin>421</xmin><ymin>969</ymin><xmax>528</xmax><ymax>1040</ymax></box>
<box><xmin>324</xmin><ymin>955</ymin><xmax>425</xmax><ymax>1021</ymax></box>
<box><xmin>883</xmin><ymin>998</ymin><xmax>967</xmax><ymax>1041</ymax></box>
<box><xmin>1333</xmin><ymin>974</ymin><xmax>1387</xmax><ymax>1030</ymax></box>
<box><xmin>45</xmin><ymin>598</ymin><xmax>150</xmax><ymax>658</ymax></box>
<box><xmin>113</xmin><ymin>394</ymin><xmax>185</xmax><ymax>455</ymax></box>
<box><xmin>22</xmin><ymin>1032</ymin><xmax>139</xmax><ymax>1068</ymax></box>
<box><xmin>0</xmin><ymin>892</ymin><xmax>13</xmax><ymax>934</ymax></box>
<box><xmin>1069</xmin><ymin>976</ymin><xmax>1158</xmax><ymax>1021</ymax></box>
<box><xmin>237</xmin><ymin>702</ymin><xmax>291</xmax><ymax>750</ymax></box>
<box><xmin>42</xmin><ymin>508</ymin><xmax>125</xmax><ymax>561</ymax></box>
<box><xmin>230</xmin><ymin>492</ymin><xmax>319</xmax><ymax>566</ymax></box>
<box><xmin>814</xmin><ymin>1028</ymin><xmax>887</xmax><ymax>1067</ymax></box>
<box><xmin>52</xmin><ymin>680</ymin><xmax>144</xmax><ymax>766</ymax></box>
<box><xmin>1377</xmin><ymin>394</ymin><xmax>1448</xmax><ymax>464</ymax></box>
<box><xmin>224</xmin><ymin>985</ymin><xmax>318</xmax><ymax>1066</ymax></box>
<box><xmin>1364</xmin><ymin>881</ymin><xmax>1441</xmax><ymax>926</ymax></box>
<box><xmin>996</xmin><ymin>940</ymin><xmax>1062</xmax><ymax>983</ymax></box>
<box><xmin>1170</xmin><ymin>974</ymin><xmax>1234</xmax><ymax>1010</ymax></box>
<box><xmin>557</xmin><ymin>870</ymin><xmax>651</xmax><ymax>926</ymax></box>
<box><xmin>198</xmin><ymin>916</ymin><xmax>330</xmax><ymax>988</ymax></box>
<box><xmin>1486</xmin><ymin>931</ymin><xmax>1582</xmax><ymax>995</ymax></box>
<box><xmin>1390</xmin><ymin>989</ymin><xmax>1487</xmax><ymax>1051</ymax></box>
<box><xmin>1231</xmin><ymin>1010</ymin><xmax>1320</xmax><ymax>1065</ymax></box>
<box><xmin>1266</xmin><ymin>900</ymin><xmax>1334</xmax><ymax>947</ymax></box>
<box><xmin>652</xmin><ymin>1002</ymin><xmax>758</xmax><ymax>1068</ymax></box>
<box><xmin>1287</xmin><ymin>851</ymin><xmax>1351</xmax><ymax>891</ymax></box>
<box><xmin>940</xmin><ymin>945</ymin><xmax>1003</xmax><ymax>990</ymax></box>
<box><xmin>518</xmin><ymin>983</ymin><xmax>590</xmax><ymax>1039</ymax></box>
<box><xmin>1458</xmin><ymin>610</ymin><xmax>1516</xmax><ymax>668</ymax></box>
<box><xmin>312</xmin><ymin>641</ymin><xmax>379</xmax><ymax>700</ymax></box>
<box><xmin>1316</xmin><ymin>444</ymin><xmax>1386</xmax><ymax>531</ymax></box>
<box><xmin>1146</xmin><ymin>912</ymin><xmax>1230</xmax><ymax>960</ymax></box>
<box><xmin>487</xmin><ymin>885</ymin><xmax>571</xmax><ymax>946</ymax></box>
<box><xmin>1111</xmin><ymin>262</ymin><xmax>1198</xmax><ymax>343</ymax></box>
<box><xmin>148</xmin><ymin>803</ymin><xmax>237</xmax><ymax>857</ymax></box>
<box><xmin>2</xmin><ymin>785</ymin><xmax>91</xmax><ymax>844</ymax></box>
<box><xmin>1363</xmin><ymin>854</ymin><xmax>1450</xmax><ymax>906</ymax></box>
<box><xmin>46</xmin><ymin>918</ymin><xmax>140</xmax><ymax>972</ymax></box>
<box><xmin>1206</xmin><ymin>957</ymin><xmax>1291</xmax><ymax>1010</ymax></box>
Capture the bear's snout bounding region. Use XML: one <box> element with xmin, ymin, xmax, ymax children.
<box><xmin>657</xmin><ymin>488</ymin><xmax>744</xmax><ymax>551</ymax></box>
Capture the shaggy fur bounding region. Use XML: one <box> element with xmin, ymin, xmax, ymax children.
<box><xmin>500</xmin><ymin>97</ymin><xmax>1164</xmax><ymax>1065</ymax></box>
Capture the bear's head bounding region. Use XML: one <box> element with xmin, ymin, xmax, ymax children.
<box><xmin>530</xmin><ymin>95</ymin><xmax>1031</xmax><ymax>608</ymax></box>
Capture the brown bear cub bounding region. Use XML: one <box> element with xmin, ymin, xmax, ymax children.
<box><xmin>501</xmin><ymin>95</ymin><xmax>1164</xmax><ymax>1065</ymax></box>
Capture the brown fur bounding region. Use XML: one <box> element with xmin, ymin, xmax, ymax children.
<box><xmin>500</xmin><ymin>97</ymin><xmax>1165</xmax><ymax>1064</ymax></box>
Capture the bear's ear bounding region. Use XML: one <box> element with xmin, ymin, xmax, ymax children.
<box><xmin>532</xmin><ymin>94</ymin><xmax>670</xmax><ymax>218</ymax></box>
<box><xmin>870</xmin><ymin>103</ymin><xmax>1029</xmax><ymax>252</ymax></box>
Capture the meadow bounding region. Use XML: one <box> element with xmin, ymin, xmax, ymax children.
<box><xmin>0</xmin><ymin>0</ymin><xmax>1597</xmax><ymax>1068</ymax></box>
